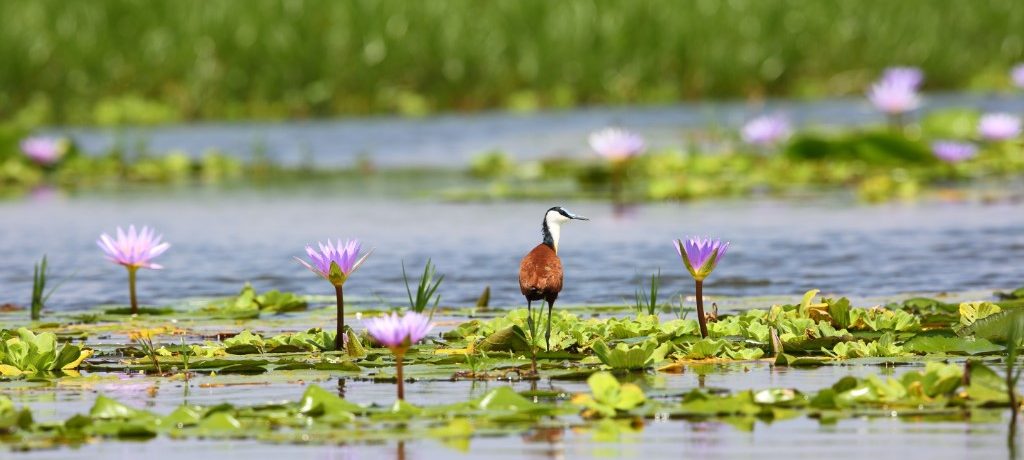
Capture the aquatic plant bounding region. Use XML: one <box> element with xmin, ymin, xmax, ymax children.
<box><xmin>588</xmin><ymin>128</ymin><xmax>646</xmax><ymax>161</ymax></box>
<box><xmin>978</xmin><ymin>113</ymin><xmax>1022</xmax><ymax>141</ymax></box>
<box><xmin>1013</xmin><ymin>64</ymin><xmax>1024</xmax><ymax>90</ymax></box>
<box><xmin>364</xmin><ymin>311</ymin><xmax>434</xmax><ymax>401</ymax></box>
<box><xmin>0</xmin><ymin>328</ymin><xmax>92</xmax><ymax>376</ymax></box>
<box><xmin>572</xmin><ymin>371</ymin><xmax>646</xmax><ymax>418</ymax></box>
<box><xmin>97</xmin><ymin>225</ymin><xmax>170</xmax><ymax>315</ymax></box>
<box><xmin>296</xmin><ymin>239</ymin><xmax>372</xmax><ymax>351</ymax></box>
<box><xmin>592</xmin><ymin>339</ymin><xmax>669</xmax><ymax>370</ymax></box>
<box><xmin>930</xmin><ymin>140</ymin><xmax>978</xmax><ymax>163</ymax></box>
<box><xmin>19</xmin><ymin>137</ymin><xmax>64</xmax><ymax>167</ymax></box>
<box><xmin>633</xmin><ymin>269</ymin><xmax>661</xmax><ymax>316</ymax></box>
<box><xmin>30</xmin><ymin>256</ymin><xmax>49</xmax><ymax>320</ymax></box>
<box><xmin>402</xmin><ymin>258</ymin><xmax>445</xmax><ymax>316</ymax></box>
<box><xmin>868</xmin><ymin>67</ymin><xmax>922</xmax><ymax>129</ymax></box>
<box><xmin>130</xmin><ymin>329</ymin><xmax>162</xmax><ymax>375</ymax></box>
<box><xmin>673</xmin><ymin>237</ymin><xmax>729</xmax><ymax>338</ymax></box>
<box><xmin>741</xmin><ymin>114</ymin><xmax>791</xmax><ymax>147</ymax></box>
<box><xmin>589</xmin><ymin>127</ymin><xmax>645</xmax><ymax>206</ymax></box>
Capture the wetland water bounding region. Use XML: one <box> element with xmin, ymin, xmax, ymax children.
<box><xmin>5</xmin><ymin>98</ymin><xmax>1024</xmax><ymax>459</ymax></box>
<box><xmin>2</xmin><ymin>189</ymin><xmax>1023</xmax><ymax>311</ymax></box>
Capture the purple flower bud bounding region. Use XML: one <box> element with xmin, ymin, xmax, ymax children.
<box><xmin>881</xmin><ymin>67</ymin><xmax>924</xmax><ymax>89</ymax></box>
<box><xmin>1012</xmin><ymin>64</ymin><xmax>1024</xmax><ymax>90</ymax></box>
<box><xmin>867</xmin><ymin>79</ymin><xmax>920</xmax><ymax>115</ymax></box>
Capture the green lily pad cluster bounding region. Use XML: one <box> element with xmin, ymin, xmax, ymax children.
<box><xmin>199</xmin><ymin>283</ymin><xmax>308</xmax><ymax>318</ymax></box>
<box><xmin>0</xmin><ymin>328</ymin><xmax>92</xmax><ymax>376</ymax></box>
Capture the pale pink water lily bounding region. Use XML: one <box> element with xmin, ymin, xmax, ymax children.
<box><xmin>97</xmin><ymin>225</ymin><xmax>170</xmax><ymax>315</ymax></box>
<box><xmin>97</xmin><ymin>225</ymin><xmax>170</xmax><ymax>270</ymax></box>
<box><xmin>364</xmin><ymin>311</ymin><xmax>435</xmax><ymax>400</ymax></box>
<box><xmin>365</xmin><ymin>311</ymin><xmax>435</xmax><ymax>349</ymax></box>
<box><xmin>1011</xmin><ymin>64</ymin><xmax>1024</xmax><ymax>89</ymax></box>
<box><xmin>931</xmin><ymin>141</ymin><xmax>978</xmax><ymax>163</ymax></box>
<box><xmin>867</xmin><ymin>78</ymin><xmax>920</xmax><ymax>115</ymax></box>
<box><xmin>881</xmin><ymin>66</ymin><xmax>924</xmax><ymax>89</ymax></box>
<box><xmin>741</xmin><ymin>114</ymin><xmax>791</xmax><ymax>146</ymax></box>
<box><xmin>20</xmin><ymin>137</ymin><xmax>65</xmax><ymax>166</ymax></box>
<box><xmin>978</xmin><ymin>113</ymin><xmax>1022</xmax><ymax>141</ymax></box>
<box><xmin>588</xmin><ymin>127</ymin><xmax>646</xmax><ymax>160</ymax></box>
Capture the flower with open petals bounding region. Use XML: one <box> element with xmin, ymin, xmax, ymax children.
<box><xmin>365</xmin><ymin>312</ymin><xmax>434</xmax><ymax>350</ymax></box>
<box><xmin>978</xmin><ymin>113</ymin><xmax>1022</xmax><ymax>141</ymax></box>
<box><xmin>881</xmin><ymin>67</ymin><xmax>924</xmax><ymax>89</ymax></box>
<box><xmin>674</xmin><ymin>237</ymin><xmax>729</xmax><ymax>281</ymax></box>
<box><xmin>931</xmin><ymin>141</ymin><xmax>978</xmax><ymax>163</ymax></box>
<box><xmin>741</xmin><ymin>114</ymin><xmax>791</xmax><ymax>146</ymax></box>
<box><xmin>20</xmin><ymin>137</ymin><xmax>65</xmax><ymax>166</ymax></box>
<box><xmin>97</xmin><ymin>226</ymin><xmax>170</xmax><ymax>270</ymax></box>
<box><xmin>588</xmin><ymin>128</ymin><xmax>646</xmax><ymax>160</ymax></box>
<box><xmin>296</xmin><ymin>239</ymin><xmax>372</xmax><ymax>286</ymax></box>
<box><xmin>867</xmin><ymin>79</ymin><xmax>920</xmax><ymax>115</ymax></box>
<box><xmin>1012</xmin><ymin>64</ymin><xmax>1024</xmax><ymax>89</ymax></box>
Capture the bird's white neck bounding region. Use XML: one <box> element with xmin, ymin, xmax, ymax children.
<box><xmin>542</xmin><ymin>211</ymin><xmax>568</xmax><ymax>253</ymax></box>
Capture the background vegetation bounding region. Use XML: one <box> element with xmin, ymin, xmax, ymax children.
<box><xmin>2</xmin><ymin>0</ymin><xmax>1024</xmax><ymax>125</ymax></box>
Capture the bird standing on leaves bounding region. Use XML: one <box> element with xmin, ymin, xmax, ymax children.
<box><xmin>519</xmin><ymin>206</ymin><xmax>588</xmax><ymax>351</ymax></box>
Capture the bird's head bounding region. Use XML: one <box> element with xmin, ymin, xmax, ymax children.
<box><xmin>542</xmin><ymin>206</ymin><xmax>588</xmax><ymax>252</ymax></box>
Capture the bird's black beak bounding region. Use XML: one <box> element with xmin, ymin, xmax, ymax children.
<box><xmin>571</xmin><ymin>214</ymin><xmax>589</xmax><ymax>221</ymax></box>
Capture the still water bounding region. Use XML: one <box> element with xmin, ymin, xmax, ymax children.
<box><xmin>1</xmin><ymin>188</ymin><xmax>1023</xmax><ymax>311</ymax></box>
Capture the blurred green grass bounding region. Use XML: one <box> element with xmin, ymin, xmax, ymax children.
<box><xmin>2</xmin><ymin>0</ymin><xmax>1023</xmax><ymax>125</ymax></box>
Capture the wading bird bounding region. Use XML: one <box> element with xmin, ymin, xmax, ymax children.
<box><xmin>519</xmin><ymin>206</ymin><xmax>588</xmax><ymax>350</ymax></box>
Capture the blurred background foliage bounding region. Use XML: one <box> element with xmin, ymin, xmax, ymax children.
<box><xmin>2</xmin><ymin>0</ymin><xmax>1024</xmax><ymax>126</ymax></box>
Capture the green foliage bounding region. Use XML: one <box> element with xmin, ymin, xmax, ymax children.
<box><xmin>591</xmin><ymin>340</ymin><xmax>670</xmax><ymax>370</ymax></box>
<box><xmin>0</xmin><ymin>328</ymin><xmax>92</xmax><ymax>376</ymax></box>
<box><xmin>402</xmin><ymin>259</ymin><xmax>445</xmax><ymax>315</ymax></box>
<box><xmin>3</xmin><ymin>1</ymin><xmax>1024</xmax><ymax>124</ymax></box>
<box><xmin>633</xmin><ymin>269</ymin><xmax>661</xmax><ymax>316</ymax></box>
<box><xmin>572</xmin><ymin>372</ymin><xmax>646</xmax><ymax>418</ymax></box>
<box><xmin>785</xmin><ymin>131</ymin><xmax>935</xmax><ymax>166</ymax></box>
<box><xmin>30</xmin><ymin>255</ymin><xmax>47</xmax><ymax>321</ymax></box>
<box><xmin>823</xmin><ymin>333</ymin><xmax>908</xmax><ymax>359</ymax></box>
<box><xmin>202</xmin><ymin>283</ymin><xmax>307</xmax><ymax>317</ymax></box>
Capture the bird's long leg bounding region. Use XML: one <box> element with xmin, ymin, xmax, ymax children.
<box><xmin>526</xmin><ymin>300</ymin><xmax>534</xmax><ymax>339</ymax></box>
<box><xmin>545</xmin><ymin>300</ymin><xmax>554</xmax><ymax>351</ymax></box>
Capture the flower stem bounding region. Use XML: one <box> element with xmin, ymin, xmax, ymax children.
<box><xmin>695</xmin><ymin>279</ymin><xmax>708</xmax><ymax>338</ymax></box>
<box><xmin>395</xmin><ymin>350</ymin><xmax>405</xmax><ymax>401</ymax></box>
<box><xmin>335</xmin><ymin>284</ymin><xmax>345</xmax><ymax>351</ymax></box>
<box><xmin>128</xmin><ymin>267</ymin><xmax>139</xmax><ymax>315</ymax></box>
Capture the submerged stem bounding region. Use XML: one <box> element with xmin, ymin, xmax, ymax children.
<box><xmin>335</xmin><ymin>284</ymin><xmax>345</xmax><ymax>351</ymax></box>
<box><xmin>128</xmin><ymin>267</ymin><xmax>139</xmax><ymax>315</ymax></box>
<box><xmin>695</xmin><ymin>279</ymin><xmax>708</xmax><ymax>338</ymax></box>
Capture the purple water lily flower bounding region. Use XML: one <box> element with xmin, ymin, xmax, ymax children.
<box><xmin>20</xmin><ymin>137</ymin><xmax>64</xmax><ymax>166</ymax></box>
<box><xmin>741</xmin><ymin>114</ymin><xmax>791</xmax><ymax>146</ymax></box>
<box><xmin>588</xmin><ymin>127</ymin><xmax>646</xmax><ymax>160</ymax></box>
<box><xmin>97</xmin><ymin>225</ymin><xmax>170</xmax><ymax>270</ymax></box>
<box><xmin>674</xmin><ymin>237</ymin><xmax>729</xmax><ymax>281</ymax></box>
<box><xmin>364</xmin><ymin>311</ymin><xmax>435</xmax><ymax>400</ymax></box>
<box><xmin>296</xmin><ymin>238</ymin><xmax>372</xmax><ymax>351</ymax></box>
<box><xmin>867</xmin><ymin>78</ymin><xmax>920</xmax><ymax>115</ymax></box>
<box><xmin>881</xmin><ymin>66</ymin><xmax>924</xmax><ymax>89</ymax></box>
<box><xmin>978</xmin><ymin>113</ymin><xmax>1022</xmax><ymax>141</ymax></box>
<box><xmin>365</xmin><ymin>311</ymin><xmax>435</xmax><ymax>349</ymax></box>
<box><xmin>97</xmin><ymin>225</ymin><xmax>170</xmax><ymax>315</ymax></box>
<box><xmin>673</xmin><ymin>236</ymin><xmax>729</xmax><ymax>339</ymax></box>
<box><xmin>296</xmin><ymin>239</ymin><xmax>371</xmax><ymax>287</ymax></box>
<box><xmin>1011</xmin><ymin>64</ymin><xmax>1024</xmax><ymax>89</ymax></box>
<box><xmin>931</xmin><ymin>141</ymin><xmax>978</xmax><ymax>163</ymax></box>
